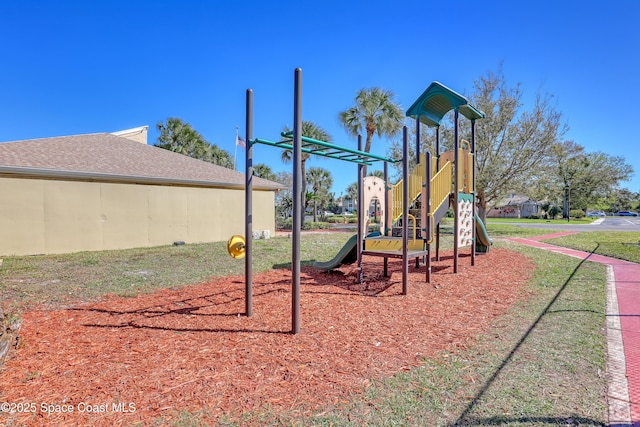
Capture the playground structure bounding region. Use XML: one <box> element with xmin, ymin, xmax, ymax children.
<box><xmin>238</xmin><ymin>68</ymin><xmax>489</xmax><ymax>334</ymax></box>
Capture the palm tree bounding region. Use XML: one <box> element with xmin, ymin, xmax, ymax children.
<box><xmin>307</xmin><ymin>167</ymin><xmax>333</xmax><ymax>222</ymax></box>
<box><xmin>339</xmin><ymin>88</ymin><xmax>404</xmax><ymax>176</ymax></box>
<box><xmin>281</xmin><ymin>121</ymin><xmax>332</xmax><ymax>225</ymax></box>
<box><xmin>156</xmin><ymin>117</ymin><xmax>233</xmax><ymax>168</ymax></box>
<box><xmin>253</xmin><ymin>163</ymin><xmax>277</xmax><ymax>181</ymax></box>
<box><xmin>156</xmin><ymin>117</ymin><xmax>209</xmax><ymax>159</ymax></box>
<box><xmin>207</xmin><ymin>145</ymin><xmax>233</xmax><ymax>169</ymax></box>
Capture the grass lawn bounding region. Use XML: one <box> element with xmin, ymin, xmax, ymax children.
<box><xmin>0</xmin><ymin>233</ymin><xmax>354</xmax><ymax>312</ymax></box>
<box><xmin>223</xmin><ymin>240</ymin><xmax>607</xmax><ymax>426</ymax></box>
<box><xmin>542</xmin><ymin>231</ymin><xmax>640</xmax><ymax>263</ymax></box>
<box><xmin>485</xmin><ymin>224</ymin><xmax>557</xmax><ymax>238</ymax></box>
<box><xmin>1</xmin><ymin>230</ymin><xmax>611</xmax><ymax>426</ymax></box>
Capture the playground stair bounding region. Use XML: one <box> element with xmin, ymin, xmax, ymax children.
<box><xmin>390</xmin><ymin>154</ymin><xmax>429</xmax><ymax>223</ymax></box>
<box><xmin>389</xmin><ymin>157</ymin><xmax>453</xmax><ymax>240</ymax></box>
<box><xmin>365</xmin><ymin>156</ymin><xmax>453</xmax><ymax>251</ymax></box>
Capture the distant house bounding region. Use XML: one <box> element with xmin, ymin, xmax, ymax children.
<box><xmin>340</xmin><ymin>196</ymin><xmax>356</xmax><ymax>214</ymax></box>
<box><xmin>0</xmin><ymin>127</ymin><xmax>282</xmax><ymax>256</ymax></box>
<box><xmin>487</xmin><ymin>194</ymin><xmax>540</xmax><ymax>219</ymax></box>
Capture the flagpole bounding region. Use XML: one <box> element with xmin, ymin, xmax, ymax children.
<box><xmin>234</xmin><ymin>125</ymin><xmax>239</xmax><ymax>170</ymax></box>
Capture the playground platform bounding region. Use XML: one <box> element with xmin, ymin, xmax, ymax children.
<box><xmin>509</xmin><ymin>233</ymin><xmax>640</xmax><ymax>426</ymax></box>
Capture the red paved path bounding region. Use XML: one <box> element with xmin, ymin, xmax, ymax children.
<box><xmin>509</xmin><ymin>234</ymin><xmax>640</xmax><ymax>425</ymax></box>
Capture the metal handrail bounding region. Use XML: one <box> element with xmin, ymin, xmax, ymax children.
<box><xmin>425</xmin><ymin>213</ymin><xmax>435</xmax><ymax>244</ymax></box>
<box><xmin>406</xmin><ymin>213</ymin><xmax>417</xmax><ymax>244</ymax></box>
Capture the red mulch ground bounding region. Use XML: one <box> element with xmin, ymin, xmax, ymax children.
<box><xmin>0</xmin><ymin>248</ymin><xmax>533</xmax><ymax>426</ymax></box>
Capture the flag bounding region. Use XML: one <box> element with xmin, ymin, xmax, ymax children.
<box><xmin>236</xmin><ymin>135</ymin><xmax>246</xmax><ymax>148</ymax></box>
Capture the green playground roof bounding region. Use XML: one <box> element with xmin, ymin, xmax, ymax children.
<box><xmin>406</xmin><ymin>81</ymin><xmax>485</xmax><ymax>126</ymax></box>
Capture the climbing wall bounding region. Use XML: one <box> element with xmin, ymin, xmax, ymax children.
<box><xmin>458</xmin><ymin>197</ymin><xmax>473</xmax><ymax>248</ymax></box>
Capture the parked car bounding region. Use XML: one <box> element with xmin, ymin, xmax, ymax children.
<box><xmin>586</xmin><ymin>211</ymin><xmax>606</xmax><ymax>217</ymax></box>
<box><xmin>617</xmin><ymin>211</ymin><xmax>639</xmax><ymax>217</ymax></box>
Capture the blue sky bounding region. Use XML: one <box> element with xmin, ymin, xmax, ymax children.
<box><xmin>2</xmin><ymin>0</ymin><xmax>639</xmax><ymax>196</ymax></box>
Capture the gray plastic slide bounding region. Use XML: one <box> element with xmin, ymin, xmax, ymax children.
<box><xmin>313</xmin><ymin>231</ymin><xmax>381</xmax><ymax>270</ymax></box>
<box><xmin>475</xmin><ymin>215</ymin><xmax>493</xmax><ymax>253</ymax></box>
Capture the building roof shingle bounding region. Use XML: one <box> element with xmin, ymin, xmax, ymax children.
<box><xmin>0</xmin><ymin>133</ymin><xmax>282</xmax><ymax>190</ymax></box>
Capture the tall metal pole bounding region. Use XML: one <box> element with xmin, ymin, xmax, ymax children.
<box><xmin>453</xmin><ymin>110</ymin><xmax>460</xmax><ymax>274</ymax></box>
<box><xmin>357</xmin><ymin>135</ymin><xmax>364</xmax><ymax>284</ymax></box>
<box><xmin>425</xmin><ymin>150</ymin><xmax>432</xmax><ymax>283</ymax></box>
<box><xmin>567</xmin><ymin>183</ymin><xmax>571</xmax><ymax>222</ymax></box>
<box><xmin>415</xmin><ymin>117</ymin><xmax>421</xmax><ymax>164</ymax></box>
<box><xmin>245</xmin><ymin>89</ymin><xmax>253</xmax><ymax>317</ymax></box>
<box><xmin>292</xmin><ymin>68</ymin><xmax>302</xmax><ymax>334</ymax></box>
<box><xmin>435</xmin><ymin>126</ymin><xmax>441</xmax><ymax>262</ymax></box>
<box><xmin>402</xmin><ymin>126</ymin><xmax>409</xmax><ymax>295</ymax></box>
<box><xmin>383</xmin><ymin>161</ymin><xmax>389</xmax><ymax>277</ymax></box>
<box><xmin>383</xmin><ymin>161</ymin><xmax>390</xmax><ymax>236</ymax></box>
<box><xmin>435</xmin><ymin>126</ymin><xmax>441</xmax><ymax>164</ymax></box>
<box><xmin>471</xmin><ymin>119</ymin><xmax>477</xmax><ymax>267</ymax></box>
<box><xmin>415</xmin><ymin>117</ymin><xmax>421</xmax><ymax>269</ymax></box>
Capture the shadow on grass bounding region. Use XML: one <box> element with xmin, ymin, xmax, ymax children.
<box><xmin>451</xmin><ymin>244</ymin><xmax>600</xmax><ymax>426</ymax></box>
<box><xmin>455</xmin><ymin>415</ymin><xmax>605</xmax><ymax>425</ymax></box>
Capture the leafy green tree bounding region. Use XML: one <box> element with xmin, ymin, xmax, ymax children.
<box><xmin>609</xmin><ymin>188</ymin><xmax>637</xmax><ymax>212</ymax></box>
<box><xmin>156</xmin><ymin>117</ymin><xmax>208</xmax><ymax>158</ymax></box>
<box><xmin>156</xmin><ymin>117</ymin><xmax>232</xmax><ymax>168</ymax></box>
<box><xmin>208</xmin><ymin>145</ymin><xmax>233</xmax><ymax>169</ymax></box>
<box><xmin>385</xmin><ymin>69</ymin><xmax>565</xmax><ymax>222</ymax></box>
<box><xmin>551</xmin><ymin>141</ymin><xmax>589</xmax><ymax>217</ymax></box>
<box><xmin>304</xmin><ymin>190</ymin><xmax>319</xmax><ymax>220</ymax></box>
<box><xmin>280</xmin><ymin>121</ymin><xmax>332</xmax><ymax>225</ymax></box>
<box><xmin>339</xmin><ymin>87</ymin><xmax>404</xmax><ymax>176</ymax></box>
<box><xmin>306</xmin><ymin>167</ymin><xmax>333</xmax><ymax>222</ymax></box>
<box><xmin>551</xmin><ymin>140</ymin><xmax>633</xmax><ymax>214</ymax></box>
<box><xmin>324</xmin><ymin>192</ymin><xmax>339</xmax><ymax>216</ymax></box>
<box><xmin>581</xmin><ymin>152</ymin><xmax>633</xmax><ymax>206</ymax></box>
<box><xmin>274</xmin><ymin>171</ymin><xmax>293</xmax><ymax>218</ymax></box>
<box><xmin>386</xmin><ymin>120</ymin><xmax>434</xmax><ymax>182</ymax></box>
<box><xmin>467</xmin><ymin>69</ymin><xmax>567</xmax><ymax>220</ymax></box>
<box><xmin>548</xmin><ymin>205</ymin><xmax>562</xmax><ymax>219</ymax></box>
<box><xmin>387</xmin><ymin>68</ymin><xmax>573</xmax><ymax>220</ymax></box>
<box><xmin>253</xmin><ymin>163</ymin><xmax>277</xmax><ymax>181</ymax></box>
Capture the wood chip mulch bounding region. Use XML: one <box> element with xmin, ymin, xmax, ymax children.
<box><xmin>0</xmin><ymin>248</ymin><xmax>533</xmax><ymax>426</ymax></box>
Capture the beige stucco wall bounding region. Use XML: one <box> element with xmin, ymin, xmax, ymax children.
<box><xmin>0</xmin><ymin>177</ymin><xmax>275</xmax><ymax>256</ymax></box>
